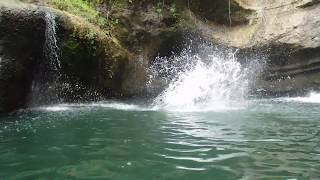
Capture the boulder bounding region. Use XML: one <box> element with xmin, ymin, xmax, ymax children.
<box><xmin>0</xmin><ymin>5</ymin><xmax>45</xmax><ymax>112</ymax></box>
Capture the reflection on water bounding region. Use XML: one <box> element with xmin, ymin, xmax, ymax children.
<box><xmin>0</xmin><ymin>99</ymin><xmax>320</xmax><ymax>179</ymax></box>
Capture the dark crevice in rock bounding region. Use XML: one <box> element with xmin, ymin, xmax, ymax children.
<box><xmin>263</xmin><ymin>47</ymin><xmax>320</xmax><ymax>81</ymax></box>
<box><xmin>247</xmin><ymin>45</ymin><xmax>320</xmax><ymax>97</ymax></box>
<box><xmin>187</xmin><ymin>0</ymin><xmax>254</xmax><ymax>26</ymax></box>
<box><xmin>298</xmin><ymin>0</ymin><xmax>320</xmax><ymax>8</ymax></box>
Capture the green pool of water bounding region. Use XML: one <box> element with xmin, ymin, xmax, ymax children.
<box><xmin>0</xmin><ymin>99</ymin><xmax>319</xmax><ymax>179</ymax></box>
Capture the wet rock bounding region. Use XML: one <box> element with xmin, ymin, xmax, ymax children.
<box><xmin>55</xmin><ymin>11</ymin><xmax>131</xmax><ymax>100</ymax></box>
<box><xmin>185</xmin><ymin>0</ymin><xmax>320</xmax><ymax>96</ymax></box>
<box><xmin>1</xmin><ymin>0</ymin><xmax>320</xmax><ymax>113</ymax></box>
<box><xmin>0</xmin><ymin>6</ymin><xmax>45</xmax><ymax>113</ymax></box>
<box><xmin>98</xmin><ymin>0</ymin><xmax>189</xmax><ymax>96</ymax></box>
<box><xmin>188</xmin><ymin>0</ymin><xmax>254</xmax><ymax>26</ymax></box>
<box><xmin>255</xmin><ymin>46</ymin><xmax>320</xmax><ymax>96</ymax></box>
<box><xmin>0</xmin><ymin>3</ymin><xmax>131</xmax><ymax>112</ymax></box>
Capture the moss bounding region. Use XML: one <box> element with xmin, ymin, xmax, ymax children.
<box><xmin>56</xmin><ymin>10</ymin><xmax>130</xmax><ymax>95</ymax></box>
<box><xmin>20</xmin><ymin>0</ymin><xmax>118</xmax><ymax>28</ymax></box>
<box><xmin>13</xmin><ymin>0</ymin><xmax>191</xmax><ymax>98</ymax></box>
<box><xmin>44</xmin><ymin>0</ymin><xmax>108</xmax><ymax>28</ymax></box>
<box><xmin>61</xmin><ymin>33</ymin><xmax>97</xmax><ymax>83</ymax></box>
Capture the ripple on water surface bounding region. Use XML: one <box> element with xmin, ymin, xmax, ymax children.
<box><xmin>0</xmin><ymin>98</ymin><xmax>320</xmax><ymax>179</ymax></box>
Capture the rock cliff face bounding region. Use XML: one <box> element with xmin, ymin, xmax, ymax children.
<box><xmin>104</xmin><ymin>0</ymin><xmax>187</xmax><ymax>96</ymax></box>
<box><xmin>0</xmin><ymin>0</ymin><xmax>320</xmax><ymax>112</ymax></box>
<box><xmin>0</xmin><ymin>5</ymin><xmax>44</xmax><ymax>112</ymax></box>
<box><xmin>186</xmin><ymin>0</ymin><xmax>320</xmax><ymax>96</ymax></box>
<box><xmin>0</xmin><ymin>1</ymin><xmax>131</xmax><ymax>112</ymax></box>
<box><xmin>188</xmin><ymin>0</ymin><xmax>320</xmax><ymax>48</ymax></box>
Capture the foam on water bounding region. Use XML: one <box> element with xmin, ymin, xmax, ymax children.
<box><xmin>35</xmin><ymin>101</ymin><xmax>150</xmax><ymax>112</ymax></box>
<box><xmin>280</xmin><ymin>92</ymin><xmax>320</xmax><ymax>103</ymax></box>
<box><xmin>90</xmin><ymin>102</ymin><xmax>149</xmax><ymax>111</ymax></box>
<box><xmin>151</xmin><ymin>46</ymin><xmax>250</xmax><ymax>112</ymax></box>
<box><xmin>39</xmin><ymin>106</ymin><xmax>72</xmax><ymax>112</ymax></box>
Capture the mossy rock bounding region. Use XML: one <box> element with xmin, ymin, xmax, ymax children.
<box><xmin>0</xmin><ymin>7</ymin><xmax>46</xmax><ymax>112</ymax></box>
<box><xmin>54</xmin><ymin>10</ymin><xmax>131</xmax><ymax>99</ymax></box>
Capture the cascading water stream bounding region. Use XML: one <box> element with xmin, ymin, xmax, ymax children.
<box><xmin>149</xmin><ymin>45</ymin><xmax>255</xmax><ymax>111</ymax></box>
<box><xmin>30</xmin><ymin>11</ymin><xmax>61</xmax><ymax>105</ymax></box>
<box><xmin>43</xmin><ymin>11</ymin><xmax>61</xmax><ymax>71</ymax></box>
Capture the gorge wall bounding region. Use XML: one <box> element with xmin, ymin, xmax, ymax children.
<box><xmin>187</xmin><ymin>0</ymin><xmax>320</xmax><ymax>96</ymax></box>
<box><xmin>0</xmin><ymin>0</ymin><xmax>320</xmax><ymax>112</ymax></box>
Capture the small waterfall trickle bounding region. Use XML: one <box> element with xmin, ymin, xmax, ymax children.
<box><xmin>30</xmin><ymin>11</ymin><xmax>61</xmax><ymax>105</ymax></box>
<box><xmin>150</xmin><ymin>44</ymin><xmax>260</xmax><ymax>111</ymax></box>
<box><xmin>43</xmin><ymin>11</ymin><xmax>61</xmax><ymax>72</ymax></box>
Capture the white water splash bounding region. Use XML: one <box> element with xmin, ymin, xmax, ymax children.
<box><xmin>35</xmin><ymin>101</ymin><xmax>150</xmax><ymax>112</ymax></box>
<box><xmin>38</xmin><ymin>105</ymin><xmax>72</xmax><ymax>112</ymax></box>
<box><xmin>151</xmin><ymin>46</ymin><xmax>251</xmax><ymax>112</ymax></box>
<box><xmin>281</xmin><ymin>92</ymin><xmax>320</xmax><ymax>103</ymax></box>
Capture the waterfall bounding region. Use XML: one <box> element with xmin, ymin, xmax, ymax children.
<box><xmin>150</xmin><ymin>44</ymin><xmax>256</xmax><ymax>111</ymax></box>
<box><xmin>30</xmin><ymin>11</ymin><xmax>61</xmax><ymax>105</ymax></box>
<box><xmin>43</xmin><ymin>11</ymin><xmax>61</xmax><ymax>72</ymax></box>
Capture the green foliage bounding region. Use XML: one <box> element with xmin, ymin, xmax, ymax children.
<box><xmin>169</xmin><ymin>3</ymin><xmax>179</xmax><ymax>18</ymax></box>
<box><xmin>46</xmin><ymin>0</ymin><xmax>108</xmax><ymax>27</ymax></box>
<box><xmin>61</xmin><ymin>32</ymin><xmax>99</xmax><ymax>83</ymax></box>
<box><xmin>155</xmin><ymin>1</ymin><xmax>180</xmax><ymax>18</ymax></box>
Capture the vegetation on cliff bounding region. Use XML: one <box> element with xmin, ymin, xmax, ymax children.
<box><xmin>2</xmin><ymin>0</ymin><xmax>319</xmax><ymax>113</ymax></box>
